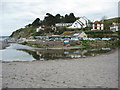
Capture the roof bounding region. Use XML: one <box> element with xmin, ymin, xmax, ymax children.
<box><xmin>55</xmin><ymin>23</ymin><xmax>73</xmax><ymax>24</ymax></box>
<box><xmin>93</xmin><ymin>21</ymin><xmax>103</xmax><ymax>24</ymax></box>
<box><xmin>62</xmin><ymin>31</ymin><xmax>83</xmax><ymax>36</ymax></box>
<box><xmin>62</xmin><ymin>31</ymin><xmax>81</xmax><ymax>34</ymax></box>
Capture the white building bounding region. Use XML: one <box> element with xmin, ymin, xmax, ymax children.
<box><xmin>55</xmin><ymin>23</ymin><xmax>73</xmax><ymax>27</ymax></box>
<box><xmin>36</xmin><ymin>25</ymin><xmax>56</xmax><ymax>32</ymax></box>
<box><xmin>36</xmin><ymin>26</ymin><xmax>44</xmax><ymax>32</ymax></box>
<box><xmin>91</xmin><ymin>21</ymin><xmax>104</xmax><ymax>30</ymax></box>
<box><xmin>68</xmin><ymin>16</ymin><xmax>90</xmax><ymax>29</ymax></box>
<box><xmin>110</xmin><ymin>23</ymin><xmax>120</xmax><ymax>31</ymax></box>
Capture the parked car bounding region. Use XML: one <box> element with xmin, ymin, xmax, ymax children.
<box><xmin>71</xmin><ymin>37</ymin><xmax>79</xmax><ymax>41</ymax></box>
<box><xmin>94</xmin><ymin>38</ymin><xmax>101</xmax><ymax>40</ymax></box>
<box><xmin>54</xmin><ymin>38</ymin><xmax>62</xmax><ymax>41</ymax></box>
<box><xmin>82</xmin><ymin>37</ymin><xmax>89</xmax><ymax>40</ymax></box>
<box><xmin>102</xmin><ymin>38</ymin><xmax>111</xmax><ymax>40</ymax></box>
<box><xmin>46</xmin><ymin>39</ymin><xmax>51</xmax><ymax>41</ymax></box>
<box><xmin>109</xmin><ymin>37</ymin><xmax>119</xmax><ymax>40</ymax></box>
<box><xmin>78</xmin><ymin>38</ymin><xmax>84</xmax><ymax>40</ymax></box>
<box><xmin>101</xmin><ymin>48</ymin><xmax>111</xmax><ymax>50</ymax></box>
<box><xmin>88</xmin><ymin>38</ymin><xmax>96</xmax><ymax>40</ymax></box>
<box><xmin>46</xmin><ymin>38</ymin><xmax>54</xmax><ymax>41</ymax></box>
<box><xmin>64</xmin><ymin>38</ymin><xmax>70</xmax><ymax>40</ymax></box>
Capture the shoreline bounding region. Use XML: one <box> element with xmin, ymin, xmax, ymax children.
<box><xmin>2</xmin><ymin>48</ymin><xmax>118</xmax><ymax>63</ymax></box>
<box><xmin>19</xmin><ymin>39</ymin><xmax>119</xmax><ymax>50</ymax></box>
<box><xmin>2</xmin><ymin>49</ymin><xmax>118</xmax><ymax>88</ymax></box>
<box><xmin>0</xmin><ymin>41</ymin><xmax>9</xmax><ymax>50</ymax></box>
<box><xmin>36</xmin><ymin>46</ymin><xmax>84</xmax><ymax>50</ymax></box>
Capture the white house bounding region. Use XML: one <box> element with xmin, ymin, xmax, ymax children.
<box><xmin>110</xmin><ymin>23</ymin><xmax>120</xmax><ymax>31</ymax></box>
<box><xmin>36</xmin><ymin>26</ymin><xmax>44</xmax><ymax>32</ymax></box>
<box><xmin>91</xmin><ymin>21</ymin><xmax>104</xmax><ymax>30</ymax></box>
<box><xmin>68</xmin><ymin>16</ymin><xmax>90</xmax><ymax>29</ymax></box>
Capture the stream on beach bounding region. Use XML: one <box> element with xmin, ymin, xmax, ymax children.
<box><xmin>0</xmin><ymin>43</ymin><xmax>115</xmax><ymax>62</ymax></box>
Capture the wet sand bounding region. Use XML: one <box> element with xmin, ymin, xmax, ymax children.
<box><xmin>2</xmin><ymin>49</ymin><xmax>118</xmax><ymax>88</ymax></box>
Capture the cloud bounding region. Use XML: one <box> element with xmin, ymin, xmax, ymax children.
<box><xmin>1</xmin><ymin>0</ymin><xmax>119</xmax><ymax>35</ymax></box>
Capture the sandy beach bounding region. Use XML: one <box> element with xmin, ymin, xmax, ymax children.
<box><xmin>0</xmin><ymin>61</ymin><xmax>2</xmax><ymax>89</ymax></box>
<box><xmin>2</xmin><ymin>49</ymin><xmax>118</xmax><ymax>88</ymax></box>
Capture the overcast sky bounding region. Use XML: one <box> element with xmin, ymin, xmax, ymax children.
<box><xmin>0</xmin><ymin>0</ymin><xmax>119</xmax><ymax>36</ymax></box>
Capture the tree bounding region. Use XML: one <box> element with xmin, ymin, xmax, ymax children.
<box><xmin>55</xmin><ymin>14</ymin><xmax>61</xmax><ymax>23</ymax></box>
<box><xmin>44</xmin><ymin>13</ymin><xmax>55</xmax><ymax>26</ymax></box>
<box><xmin>64</xmin><ymin>14</ymin><xmax>69</xmax><ymax>23</ymax></box>
<box><xmin>68</xmin><ymin>13</ymin><xmax>76</xmax><ymax>23</ymax></box>
<box><xmin>64</xmin><ymin>13</ymin><xmax>76</xmax><ymax>23</ymax></box>
<box><xmin>41</xmin><ymin>13</ymin><xmax>77</xmax><ymax>26</ymax></box>
<box><xmin>32</xmin><ymin>18</ymin><xmax>41</xmax><ymax>26</ymax></box>
<box><xmin>101</xmin><ymin>16</ymin><xmax>107</xmax><ymax>22</ymax></box>
<box><xmin>60</xmin><ymin>16</ymin><xmax>65</xmax><ymax>23</ymax></box>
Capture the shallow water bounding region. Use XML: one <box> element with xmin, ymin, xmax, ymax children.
<box><xmin>0</xmin><ymin>43</ymin><xmax>35</xmax><ymax>61</ymax></box>
<box><xmin>0</xmin><ymin>43</ymin><xmax>113</xmax><ymax>62</ymax></box>
<box><xmin>0</xmin><ymin>36</ymin><xmax>9</xmax><ymax>41</ymax></box>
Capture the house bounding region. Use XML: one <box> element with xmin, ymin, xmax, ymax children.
<box><xmin>55</xmin><ymin>23</ymin><xmax>73</xmax><ymax>27</ymax></box>
<box><xmin>36</xmin><ymin>25</ymin><xmax>56</xmax><ymax>32</ymax></box>
<box><xmin>110</xmin><ymin>22</ymin><xmax>120</xmax><ymax>31</ymax></box>
<box><xmin>62</xmin><ymin>31</ymin><xmax>87</xmax><ymax>38</ymax></box>
<box><xmin>36</xmin><ymin>26</ymin><xmax>44</xmax><ymax>32</ymax></box>
<box><xmin>68</xmin><ymin>16</ymin><xmax>90</xmax><ymax>29</ymax></box>
<box><xmin>73</xmin><ymin>32</ymin><xmax>87</xmax><ymax>38</ymax></box>
<box><xmin>91</xmin><ymin>21</ymin><xmax>104</xmax><ymax>30</ymax></box>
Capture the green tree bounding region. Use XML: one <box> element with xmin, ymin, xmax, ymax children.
<box><xmin>32</xmin><ymin>18</ymin><xmax>41</xmax><ymax>26</ymax></box>
<box><xmin>69</xmin><ymin>13</ymin><xmax>76</xmax><ymax>23</ymax></box>
<box><xmin>55</xmin><ymin>14</ymin><xmax>61</xmax><ymax>23</ymax></box>
<box><xmin>64</xmin><ymin>14</ymin><xmax>69</xmax><ymax>23</ymax></box>
<box><xmin>64</xmin><ymin>13</ymin><xmax>76</xmax><ymax>23</ymax></box>
<box><xmin>44</xmin><ymin>13</ymin><xmax>55</xmax><ymax>26</ymax></box>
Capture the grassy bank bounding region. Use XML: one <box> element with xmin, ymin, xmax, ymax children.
<box><xmin>20</xmin><ymin>41</ymin><xmax>49</xmax><ymax>48</ymax></box>
<box><xmin>10</xmin><ymin>27</ymin><xmax>38</xmax><ymax>39</ymax></box>
<box><xmin>70</xmin><ymin>40</ymin><xmax>119</xmax><ymax>48</ymax></box>
<box><xmin>20</xmin><ymin>40</ymin><xmax>119</xmax><ymax>49</ymax></box>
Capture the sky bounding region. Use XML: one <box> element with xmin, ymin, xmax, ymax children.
<box><xmin>0</xmin><ymin>0</ymin><xmax>119</xmax><ymax>36</ymax></box>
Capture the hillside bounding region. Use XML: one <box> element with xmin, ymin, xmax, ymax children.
<box><xmin>10</xmin><ymin>27</ymin><xmax>37</xmax><ymax>39</ymax></box>
<box><xmin>104</xmin><ymin>17</ymin><xmax>120</xmax><ymax>30</ymax></box>
<box><xmin>9</xmin><ymin>17</ymin><xmax>120</xmax><ymax>39</ymax></box>
<box><xmin>10</xmin><ymin>13</ymin><xmax>77</xmax><ymax>39</ymax></box>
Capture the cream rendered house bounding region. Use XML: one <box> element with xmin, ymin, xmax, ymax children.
<box><xmin>73</xmin><ymin>31</ymin><xmax>88</xmax><ymax>38</ymax></box>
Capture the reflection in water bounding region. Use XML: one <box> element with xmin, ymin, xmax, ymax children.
<box><xmin>1</xmin><ymin>43</ymin><xmax>113</xmax><ymax>62</ymax></box>
<box><xmin>17</xmin><ymin>48</ymin><xmax>112</xmax><ymax>61</ymax></box>
<box><xmin>18</xmin><ymin>49</ymin><xmax>40</xmax><ymax>60</ymax></box>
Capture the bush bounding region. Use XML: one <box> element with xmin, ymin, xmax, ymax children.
<box><xmin>20</xmin><ymin>41</ymin><xmax>28</xmax><ymax>45</ymax></box>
